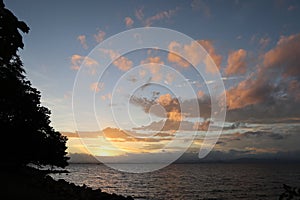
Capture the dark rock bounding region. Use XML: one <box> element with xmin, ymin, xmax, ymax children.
<box><xmin>0</xmin><ymin>166</ymin><xmax>134</xmax><ymax>200</ymax></box>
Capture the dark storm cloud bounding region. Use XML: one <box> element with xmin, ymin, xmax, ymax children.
<box><xmin>130</xmin><ymin>94</ymin><xmax>212</xmax><ymax>119</ymax></box>
<box><xmin>131</xmin><ymin>92</ymin><xmax>300</xmax><ymax>123</ymax></box>
<box><xmin>242</xmin><ymin>131</ymin><xmax>288</xmax><ymax>140</ymax></box>
<box><xmin>133</xmin><ymin>119</ymin><xmax>213</xmax><ymax>132</ymax></box>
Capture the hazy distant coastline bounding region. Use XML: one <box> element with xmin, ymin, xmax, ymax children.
<box><xmin>68</xmin><ymin>151</ymin><xmax>300</xmax><ymax>164</ymax></box>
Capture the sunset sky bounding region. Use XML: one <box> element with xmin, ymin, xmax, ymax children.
<box><xmin>6</xmin><ymin>0</ymin><xmax>300</xmax><ymax>161</ymax></box>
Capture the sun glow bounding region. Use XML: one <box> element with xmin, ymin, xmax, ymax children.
<box><xmin>93</xmin><ymin>149</ymin><xmax>125</xmax><ymax>157</ymax></box>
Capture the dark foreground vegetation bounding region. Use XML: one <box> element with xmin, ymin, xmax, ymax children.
<box><xmin>0</xmin><ymin>166</ymin><xmax>133</xmax><ymax>200</ymax></box>
<box><xmin>0</xmin><ymin>1</ymin><xmax>133</xmax><ymax>199</ymax></box>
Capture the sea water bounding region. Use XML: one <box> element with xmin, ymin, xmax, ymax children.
<box><xmin>50</xmin><ymin>163</ymin><xmax>300</xmax><ymax>200</ymax></box>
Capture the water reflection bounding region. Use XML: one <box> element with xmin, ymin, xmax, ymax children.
<box><xmin>51</xmin><ymin>163</ymin><xmax>300</xmax><ymax>200</ymax></box>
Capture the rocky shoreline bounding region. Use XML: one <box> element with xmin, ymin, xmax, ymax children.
<box><xmin>0</xmin><ymin>166</ymin><xmax>134</xmax><ymax>200</ymax></box>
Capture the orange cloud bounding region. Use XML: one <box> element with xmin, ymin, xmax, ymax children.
<box><xmin>77</xmin><ymin>35</ymin><xmax>88</xmax><ymax>49</ymax></box>
<box><xmin>168</xmin><ymin>40</ymin><xmax>222</xmax><ymax>73</ymax></box>
<box><xmin>84</xmin><ymin>57</ymin><xmax>98</xmax><ymax>66</ymax></box>
<box><xmin>225</xmin><ymin>49</ymin><xmax>247</xmax><ymax>75</ymax></box>
<box><xmin>62</xmin><ymin>131</ymin><xmax>102</xmax><ymax>138</ymax></box>
<box><xmin>225</xmin><ymin>33</ymin><xmax>300</xmax><ymax>116</ymax></box>
<box><xmin>168</xmin><ymin>52</ymin><xmax>190</xmax><ymax>68</ymax></box>
<box><xmin>157</xmin><ymin>93</ymin><xmax>173</xmax><ymax>106</ymax></box>
<box><xmin>197</xmin><ymin>90</ymin><xmax>205</xmax><ymax>98</ymax></box>
<box><xmin>168</xmin><ymin>41</ymin><xmax>189</xmax><ymax>67</ymax></box>
<box><xmin>140</xmin><ymin>56</ymin><xmax>164</xmax><ymax>80</ymax></box>
<box><xmin>134</xmin><ymin>119</ymin><xmax>196</xmax><ymax>132</ymax></box>
<box><xmin>70</xmin><ymin>54</ymin><xmax>98</xmax><ymax>74</ymax></box>
<box><xmin>135</xmin><ymin>7</ymin><xmax>178</xmax><ymax>27</ymax></box>
<box><xmin>145</xmin><ymin>8</ymin><xmax>178</xmax><ymax>27</ymax></box>
<box><xmin>101</xmin><ymin>49</ymin><xmax>133</xmax><ymax>71</ymax></box>
<box><xmin>124</xmin><ymin>17</ymin><xmax>134</xmax><ymax>27</ymax></box>
<box><xmin>167</xmin><ymin>41</ymin><xmax>195</xmax><ymax>68</ymax></box>
<box><xmin>90</xmin><ymin>82</ymin><xmax>104</xmax><ymax>93</ymax></box>
<box><xmin>101</xmin><ymin>93</ymin><xmax>112</xmax><ymax>101</ymax></box>
<box><xmin>62</xmin><ymin>132</ymin><xmax>79</xmax><ymax>138</ymax></box>
<box><xmin>263</xmin><ymin>33</ymin><xmax>300</xmax><ymax>77</ymax></box>
<box><xmin>102</xmin><ymin>127</ymin><xmax>129</xmax><ymax>141</ymax></box>
<box><xmin>168</xmin><ymin>109</ymin><xmax>182</xmax><ymax>122</ymax></box>
<box><xmin>113</xmin><ymin>56</ymin><xmax>133</xmax><ymax>71</ymax></box>
<box><xmin>94</xmin><ymin>30</ymin><xmax>106</xmax><ymax>43</ymax></box>
<box><xmin>198</xmin><ymin>40</ymin><xmax>222</xmax><ymax>73</ymax></box>
<box><xmin>226</xmin><ymin>75</ymin><xmax>271</xmax><ymax>110</ymax></box>
<box><xmin>156</xmin><ymin>94</ymin><xmax>183</xmax><ymax>121</ymax></box>
<box><xmin>140</xmin><ymin>56</ymin><xmax>164</xmax><ymax>81</ymax></box>
<box><xmin>102</xmin><ymin>127</ymin><xmax>160</xmax><ymax>144</ymax></box>
<box><xmin>70</xmin><ymin>54</ymin><xmax>82</xmax><ymax>70</ymax></box>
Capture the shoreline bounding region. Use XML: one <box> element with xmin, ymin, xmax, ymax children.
<box><xmin>0</xmin><ymin>166</ymin><xmax>134</xmax><ymax>200</ymax></box>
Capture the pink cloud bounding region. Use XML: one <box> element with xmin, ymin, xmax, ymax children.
<box><xmin>101</xmin><ymin>93</ymin><xmax>112</xmax><ymax>101</ymax></box>
<box><xmin>90</xmin><ymin>82</ymin><xmax>104</xmax><ymax>93</ymax></box>
<box><xmin>94</xmin><ymin>30</ymin><xmax>106</xmax><ymax>43</ymax></box>
<box><xmin>135</xmin><ymin>8</ymin><xmax>144</xmax><ymax>21</ymax></box>
<box><xmin>145</xmin><ymin>8</ymin><xmax>178</xmax><ymax>27</ymax></box>
<box><xmin>135</xmin><ymin>7</ymin><xmax>178</xmax><ymax>27</ymax></box>
<box><xmin>167</xmin><ymin>41</ymin><xmax>198</xmax><ymax>68</ymax></box>
<box><xmin>70</xmin><ymin>54</ymin><xmax>83</xmax><ymax>70</ymax></box>
<box><xmin>113</xmin><ymin>56</ymin><xmax>133</xmax><ymax>71</ymax></box>
<box><xmin>124</xmin><ymin>17</ymin><xmax>134</xmax><ymax>27</ymax></box>
<box><xmin>70</xmin><ymin>54</ymin><xmax>98</xmax><ymax>74</ymax></box>
<box><xmin>77</xmin><ymin>35</ymin><xmax>88</xmax><ymax>49</ymax></box>
<box><xmin>101</xmin><ymin>49</ymin><xmax>133</xmax><ymax>71</ymax></box>
<box><xmin>197</xmin><ymin>90</ymin><xmax>205</xmax><ymax>98</ymax></box>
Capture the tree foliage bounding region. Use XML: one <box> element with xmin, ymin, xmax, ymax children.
<box><xmin>0</xmin><ymin>0</ymin><xmax>69</xmax><ymax>168</ymax></box>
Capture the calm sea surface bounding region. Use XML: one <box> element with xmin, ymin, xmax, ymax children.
<box><xmin>50</xmin><ymin>163</ymin><xmax>300</xmax><ymax>200</ymax></box>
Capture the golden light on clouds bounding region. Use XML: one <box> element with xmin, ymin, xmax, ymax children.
<box><xmin>225</xmin><ymin>49</ymin><xmax>247</xmax><ymax>75</ymax></box>
<box><xmin>100</xmin><ymin>49</ymin><xmax>133</xmax><ymax>71</ymax></box>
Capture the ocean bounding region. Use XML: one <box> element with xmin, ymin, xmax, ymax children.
<box><xmin>50</xmin><ymin>163</ymin><xmax>300</xmax><ymax>200</ymax></box>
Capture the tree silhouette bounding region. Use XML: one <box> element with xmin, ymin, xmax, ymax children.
<box><xmin>0</xmin><ymin>0</ymin><xmax>69</xmax><ymax>168</ymax></box>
